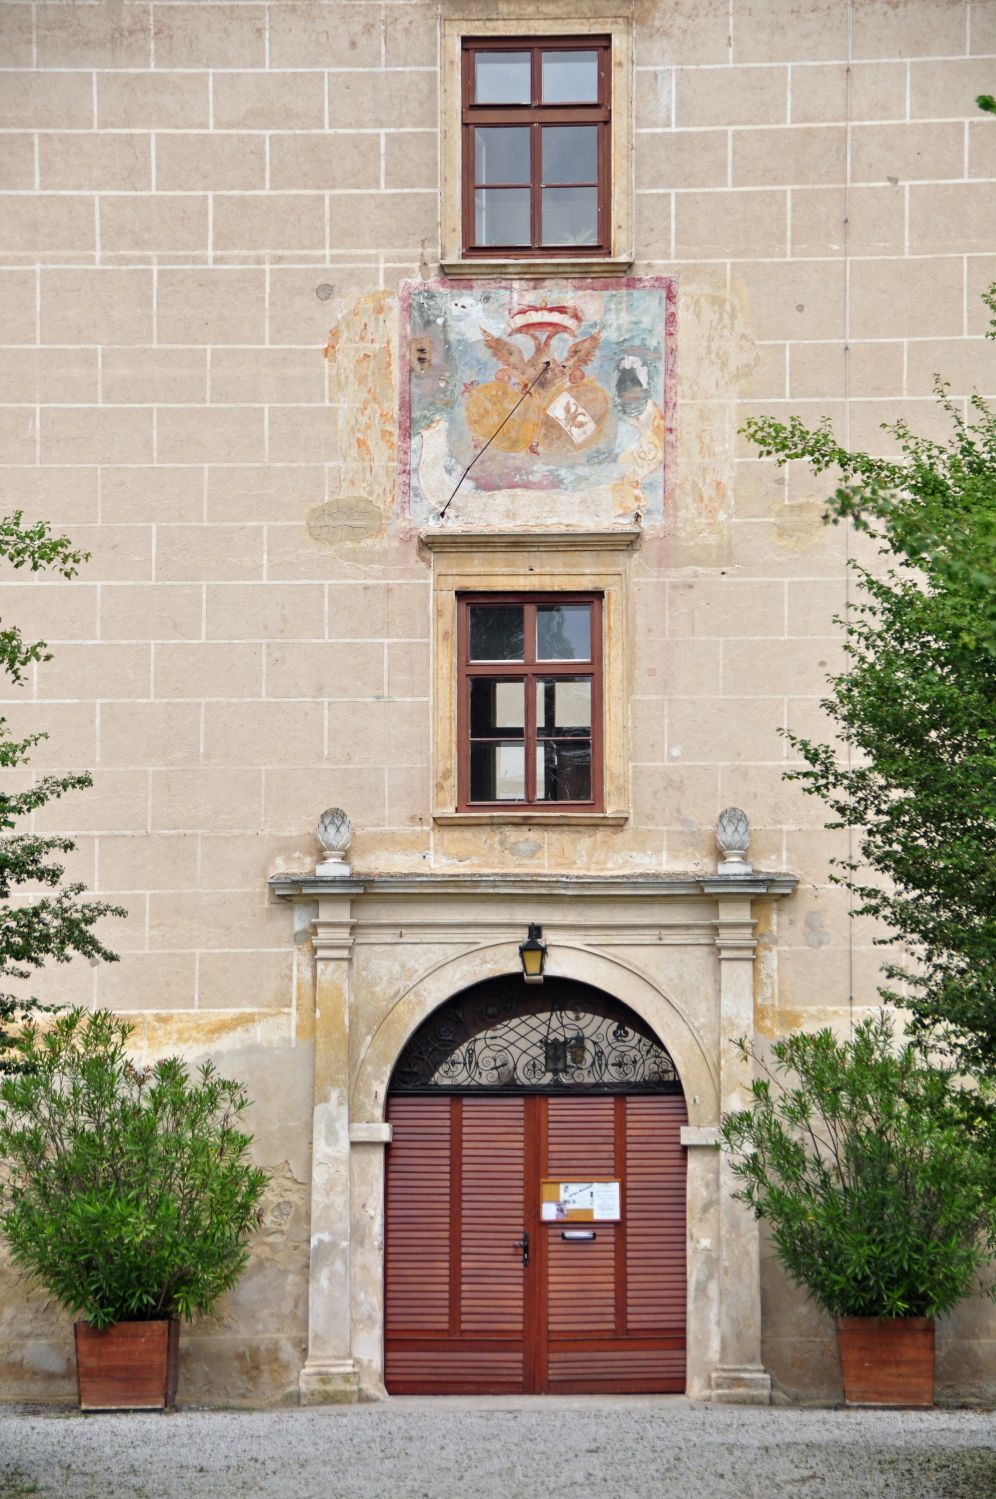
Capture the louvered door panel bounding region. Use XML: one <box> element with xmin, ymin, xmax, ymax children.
<box><xmin>625</xmin><ymin>1095</ymin><xmax>688</xmax><ymax>1332</ymax></box>
<box><xmin>547</xmin><ymin>1095</ymin><xmax>616</xmax><ymax>1175</ymax></box>
<box><xmin>384</xmin><ymin>1096</ymin><xmax>451</xmax><ymax>1334</ymax></box>
<box><xmin>460</xmin><ymin>1096</ymin><xmax>526</xmax><ymax>1333</ymax></box>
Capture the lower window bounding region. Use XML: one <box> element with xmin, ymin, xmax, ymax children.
<box><xmin>457</xmin><ymin>592</ymin><xmax>603</xmax><ymax>811</ymax></box>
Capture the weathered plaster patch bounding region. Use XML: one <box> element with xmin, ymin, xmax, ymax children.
<box><xmin>773</xmin><ymin>500</ymin><xmax>826</xmax><ymax>550</ymax></box>
<box><xmin>324</xmin><ymin>291</ymin><xmax>397</xmax><ymax>518</ymax></box>
<box><xmin>306</xmin><ymin>496</ymin><xmax>382</xmax><ymax>547</ymax></box>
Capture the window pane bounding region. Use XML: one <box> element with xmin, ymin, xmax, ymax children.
<box><xmin>542</xmin><ymin>125</ymin><xmax>597</xmax><ymax>184</ymax></box>
<box><xmin>536</xmin><ymin>741</ymin><xmax>592</xmax><ymax>801</ymax></box>
<box><xmin>475</xmin><ymin>127</ymin><xmax>530</xmax><ymax>184</ymax></box>
<box><xmin>471</xmin><ymin>742</ymin><xmax>526</xmax><ymax>801</ymax></box>
<box><xmin>469</xmin><ymin>605</ymin><xmax>524</xmax><ymax>660</ymax></box>
<box><xmin>541</xmin><ymin>186</ymin><xmax>598</xmax><ymax>245</ymax></box>
<box><xmin>475</xmin><ymin>187</ymin><xmax>531</xmax><ymax>246</ymax></box>
<box><xmin>541</xmin><ymin>49</ymin><xmax>599</xmax><ymax>103</ymax></box>
<box><xmin>536</xmin><ymin>679</ymin><xmax>591</xmax><ymax>737</ymax></box>
<box><xmin>475</xmin><ymin>50</ymin><xmax>531</xmax><ymax>105</ymax></box>
<box><xmin>536</xmin><ymin>604</ymin><xmax>591</xmax><ymax>660</ymax></box>
<box><xmin>470</xmin><ymin>678</ymin><xmax>524</xmax><ymax>737</ymax></box>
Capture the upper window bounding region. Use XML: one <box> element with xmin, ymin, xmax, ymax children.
<box><xmin>457</xmin><ymin>593</ymin><xmax>603</xmax><ymax>811</ymax></box>
<box><xmin>461</xmin><ymin>36</ymin><xmax>611</xmax><ymax>258</ymax></box>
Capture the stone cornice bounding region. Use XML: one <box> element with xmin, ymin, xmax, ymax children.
<box><xmin>418</xmin><ymin>528</ymin><xmax>642</xmax><ymax>553</ymax></box>
<box><xmin>269</xmin><ymin>871</ymin><xmax>798</xmax><ymax>902</ymax></box>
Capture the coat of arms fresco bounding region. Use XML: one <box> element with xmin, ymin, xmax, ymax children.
<box><xmin>401</xmin><ymin>280</ymin><xmax>672</xmax><ymax>526</ymax></box>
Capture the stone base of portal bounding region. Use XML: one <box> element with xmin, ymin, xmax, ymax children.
<box><xmin>299</xmin><ymin>1359</ymin><xmax>361</xmax><ymax>1405</ymax></box>
<box><xmin>709</xmin><ymin>1365</ymin><xmax>773</xmax><ymax>1404</ymax></box>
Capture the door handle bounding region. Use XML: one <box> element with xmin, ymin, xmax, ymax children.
<box><xmin>514</xmin><ymin>1232</ymin><xmax>529</xmax><ymax>1266</ymax></box>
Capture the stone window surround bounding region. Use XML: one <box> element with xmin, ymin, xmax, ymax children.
<box><xmin>439</xmin><ymin>2</ymin><xmax>634</xmax><ymax>278</ymax></box>
<box><xmin>421</xmin><ymin>528</ymin><xmax>639</xmax><ymax>826</ymax></box>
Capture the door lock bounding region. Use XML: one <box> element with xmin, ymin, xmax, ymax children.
<box><xmin>514</xmin><ymin>1232</ymin><xmax>529</xmax><ymax>1266</ymax></box>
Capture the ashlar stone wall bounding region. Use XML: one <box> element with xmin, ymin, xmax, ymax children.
<box><xmin>0</xmin><ymin>0</ymin><xmax>994</xmax><ymax>1404</ymax></box>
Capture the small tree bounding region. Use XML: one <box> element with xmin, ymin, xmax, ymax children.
<box><xmin>720</xmin><ymin>1014</ymin><xmax>996</xmax><ymax>1320</ymax></box>
<box><xmin>741</xmin><ymin>287</ymin><xmax>996</xmax><ymax>1077</ymax></box>
<box><xmin>0</xmin><ymin>513</ymin><xmax>123</xmax><ymax>1067</ymax></box>
<box><xmin>0</xmin><ymin>1009</ymin><xmax>269</xmax><ymax>1327</ymax></box>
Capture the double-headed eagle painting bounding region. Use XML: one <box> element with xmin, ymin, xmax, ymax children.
<box><xmin>404</xmin><ymin>282</ymin><xmax>669</xmax><ymax>524</ymax></box>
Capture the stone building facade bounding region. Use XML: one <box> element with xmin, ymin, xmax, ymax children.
<box><xmin>0</xmin><ymin>0</ymin><xmax>994</xmax><ymax>1405</ymax></box>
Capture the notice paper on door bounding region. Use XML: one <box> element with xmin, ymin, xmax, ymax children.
<box><xmin>540</xmin><ymin>1180</ymin><xmax>621</xmax><ymax>1222</ymax></box>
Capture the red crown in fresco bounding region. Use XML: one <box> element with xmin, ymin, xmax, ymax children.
<box><xmin>507</xmin><ymin>303</ymin><xmax>582</xmax><ymax>339</ymax></box>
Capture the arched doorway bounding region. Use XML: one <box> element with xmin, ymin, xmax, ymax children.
<box><xmin>384</xmin><ymin>975</ymin><xmax>688</xmax><ymax>1394</ymax></box>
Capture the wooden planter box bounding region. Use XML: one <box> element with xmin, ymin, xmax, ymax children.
<box><xmin>75</xmin><ymin>1320</ymin><xmax>180</xmax><ymax>1411</ymax></box>
<box><xmin>835</xmin><ymin>1316</ymin><xmax>935</xmax><ymax>1407</ymax></box>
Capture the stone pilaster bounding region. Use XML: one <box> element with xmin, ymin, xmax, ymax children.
<box><xmin>709</xmin><ymin>890</ymin><xmax>772</xmax><ymax>1404</ymax></box>
<box><xmin>299</xmin><ymin>888</ymin><xmax>362</xmax><ymax>1405</ymax></box>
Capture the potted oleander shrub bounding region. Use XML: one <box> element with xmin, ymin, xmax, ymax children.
<box><xmin>0</xmin><ymin>1008</ymin><xmax>269</xmax><ymax>1410</ymax></box>
<box><xmin>720</xmin><ymin>1013</ymin><xmax>996</xmax><ymax>1406</ymax></box>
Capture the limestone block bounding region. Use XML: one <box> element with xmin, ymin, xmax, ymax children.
<box><xmin>158</xmin><ymin>408</ymin><xmax>266</xmax><ymax>467</ymax></box>
<box><xmin>147</xmin><ymin>891</ymin><xmax>288</xmax><ymax>952</ymax></box>
<box><xmin>676</xmin><ymin>65</ymin><xmax>788</xmax><ymax>129</ymax></box>
<box><xmin>0</xmin><ymin>133</ymin><xmax>38</xmax><ymax>190</ymax></box>
<box><xmin>0</xmin><ymin>3</ymin><xmax>34</xmax><ymax>67</ymax></box>
<box><xmin>100</xmin><ymin>192</ymin><xmax>208</xmax><ymax>256</ymax></box>
<box><xmin>36</xmin><ymin>2</ymin><xmax>151</xmax><ymax>68</ymax></box>
<box><xmin>677</xmin><ymin>190</ymin><xmax>788</xmax><ymax>261</ymax></box>
<box><xmin>386</xmin><ymin>765</ymin><xmax>431</xmax><ymax>828</ymax></box>
<box><xmin>790</xmin><ymin>60</ymin><xmax>907</xmax><ymax>124</ymax></box>
<box><xmin>670</xmin><ymin>695</ymin><xmax>788</xmax><ymax>765</ymax></box>
<box><xmin>213</xmin><ymin>192</ymin><xmax>327</xmax><ymax>256</ymax></box>
<box><xmin>40</xmin><ymin>407</ymin><xmax>151</xmax><ymax>468</ymax></box>
<box><xmin>153</xmin><ymin>642</ymin><xmax>263</xmax><ymax>700</ymax></box>
<box><xmin>207</xmin><ymin>464</ymin><xmax>325</xmax><ymax>524</ymax></box>
<box><xmin>666</xmin><ymin>578</ymin><xmax>786</xmax><ymax>639</ymax></box>
<box><xmin>384</xmin><ymin>6</ymin><xmax>439</xmax><ymax>68</ymax></box>
<box><xmin>0</xmin><ymin>195</ymin><xmax>95</xmax><ymax>258</ymax></box>
<box><xmin>733</xmin><ymin>126</ymin><xmax>846</xmax><ymax>187</ymax></box>
<box><xmin>326</xmin><ymin>698</ymin><xmax>430</xmax><ymax>769</ymax></box>
<box><xmin>852</xmin><ymin>0</ymin><xmax>969</xmax><ymax>60</ymax></box>
<box><xmin>386</xmin><ymin>641</ymin><xmax>429</xmax><ymax>699</ymax></box>
<box><xmin>263</xmin><ymin>765</ymin><xmax>387</xmax><ymax>835</ymax></box>
<box><xmin>213</xmin><ymin>71</ymin><xmax>325</xmax><ymax>131</ymax></box>
<box><xmin>39</xmin><ymin>131</ymin><xmax>150</xmax><ymax>191</ymax></box>
<box><xmin>0</xmin><ymin>580</ymin><xmax>97</xmax><ymax>643</ymax></box>
<box><xmin>269</xmin><ymin>406</ymin><xmax>339</xmax><ymax>466</ymax></box>
<box><xmin>268</xmin><ymin>3</ymin><xmax>383</xmax><ymax>70</ymax></box>
<box><xmin>156</xmin><ymin>524</ymin><xmax>265</xmax><ymax>583</ymax></box>
<box><xmin>34</xmin><ymin>767</ymin><xmax>150</xmax><ymax>834</ymax></box>
<box><xmin>97</xmin><ymin>832</ymin><xmax>200</xmax><ymax>893</ymax></box>
<box><xmin>634</xmin><ymin>0</ymin><xmax>731</xmax><ymax>65</ymax></box>
<box><xmin>383</xmin><ymin>132</ymin><xmax>439</xmax><ymax>192</ymax></box>
<box><xmin>328</xmin><ymin>70</ymin><xmax>436</xmax><ymax>131</ymax></box>
<box><xmin>157</xmin><ymin>268</ymin><xmax>266</xmax><ymax>345</ymax></box>
<box><xmin>911</xmin><ymin>182</ymin><xmax>996</xmax><ymax>255</ymax></box>
<box><xmin>41</xmin><ymin>267</ymin><xmax>152</xmax><ymax>345</ymax></box>
<box><xmin>153</xmin><ymin>3</ymin><xmax>266</xmax><ymax>70</ymax></box>
<box><xmin>271</xmin><ymin>132</ymin><xmax>381</xmax><ymax>191</ymax></box>
<box><xmin>850</xmin><ymin>254</ymin><xmax>965</xmax><ymax>339</ymax></box>
<box><xmin>156</xmin><ymin>132</ymin><xmax>266</xmax><ymax>191</ymax></box>
<box><xmin>907</xmin><ymin>336</ymin><xmax>996</xmax><ymax>397</ymax></box>
<box><xmin>97</xmin><ymin>71</ymin><xmax>209</xmax><ymax>130</ymax></box>
<box><xmin>202</xmin><ymin>701</ymin><xmax>324</xmax><ymax>768</ymax></box>
<box><xmin>150</xmin><ymin>768</ymin><xmax>263</xmax><ymax>834</ymax></box>
<box><xmin>267</xmin><ymin>641</ymin><xmax>383</xmax><ymax>700</ymax></box>
<box><xmin>206</xmin><ymin>583</ymin><xmax>326</xmax><ymax>642</ymax></box>
<box><xmin>100</xmin><ymin>700</ymin><xmax>201</xmax><ymax>768</ymax></box>
<box><xmin>329</xmin><ymin>191</ymin><xmax>439</xmax><ymax>253</ymax></box>
<box><xmin>1</xmin><ymin>72</ymin><xmax>93</xmax><ymax>129</ymax></box>
<box><xmin>0</xmin><ymin>269</ymin><xmax>36</xmax><ymax>343</ymax></box>
<box><xmin>735</xmin><ymin>259</ymin><xmax>845</xmax><ymax>341</ymax></box>
<box><xmin>0</xmin><ymin>408</ymin><xmax>35</xmax><ymax>466</ymax></box>
<box><xmin>0</xmin><ymin>465</ymin><xmax>97</xmax><ymax>526</ymax></box>
<box><xmin>102</xmin><ymin>348</ymin><xmax>208</xmax><ymax>407</ymax></box>
<box><xmin>36</xmin><ymin>641</ymin><xmax>149</xmax><ymax>700</ymax></box>
<box><xmin>268</xmin><ymin>266</ymin><xmax>381</xmax><ymax>345</ymax></box>
<box><xmin>198</xmin><ymin>949</ymin><xmax>296</xmax><ymax>1011</ymax></box>
<box><xmin>1</xmin><ymin>702</ymin><xmax>96</xmax><ymax>767</ymax></box>
<box><xmin>635</xmin><ymin>129</ymin><xmax>728</xmax><ymax>191</ymax></box>
<box><xmin>731</xmin><ymin>0</ymin><xmax>848</xmax><ymax>63</ymax></box>
<box><xmin>721</xmin><ymin>637</ymin><xmax>845</xmax><ymax>698</ymax></box>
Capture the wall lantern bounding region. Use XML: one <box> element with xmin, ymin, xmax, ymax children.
<box><xmin>519</xmin><ymin>924</ymin><xmax>547</xmax><ymax>984</ymax></box>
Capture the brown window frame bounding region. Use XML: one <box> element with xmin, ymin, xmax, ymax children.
<box><xmin>456</xmin><ymin>592</ymin><xmax>604</xmax><ymax>813</ymax></box>
<box><xmin>461</xmin><ymin>35</ymin><xmax>612</xmax><ymax>258</ymax></box>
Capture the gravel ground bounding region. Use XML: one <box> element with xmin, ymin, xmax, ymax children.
<box><xmin>1</xmin><ymin>1397</ymin><xmax>995</xmax><ymax>1499</ymax></box>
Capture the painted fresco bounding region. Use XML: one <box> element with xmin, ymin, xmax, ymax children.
<box><xmin>401</xmin><ymin>280</ymin><xmax>672</xmax><ymax>526</ymax></box>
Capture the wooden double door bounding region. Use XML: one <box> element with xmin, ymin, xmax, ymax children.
<box><xmin>385</xmin><ymin>1091</ymin><xmax>688</xmax><ymax>1394</ymax></box>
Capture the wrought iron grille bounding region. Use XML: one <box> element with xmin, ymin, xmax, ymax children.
<box><xmin>390</xmin><ymin>978</ymin><xmax>681</xmax><ymax>1094</ymax></box>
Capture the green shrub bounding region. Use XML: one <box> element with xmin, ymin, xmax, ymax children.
<box><xmin>720</xmin><ymin>1013</ymin><xmax>996</xmax><ymax>1320</ymax></box>
<box><xmin>0</xmin><ymin>1008</ymin><xmax>269</xmax><ymax>1328</ymax></box>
